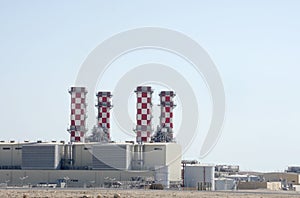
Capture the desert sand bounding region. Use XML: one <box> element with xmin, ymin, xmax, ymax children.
<box><xmin>1</xmin><ymin>189</ymin><xmax>300</xmax><ymax>198</ymax></box>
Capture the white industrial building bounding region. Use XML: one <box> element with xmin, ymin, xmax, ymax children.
<box><xmin>0</xmin><ymin>141</ymin><xmax>32</xmax><ymax>169</ymax></box>
<box><xmin>215</xmin><ymin>178</ymin><xmax>236</xmax><ymax>190</ymax></box>
<box><xmin>183</xmin><ymin>164</ymin><xmax>215</xmax><ymax>191</ymax></box>
<box><xmin>0</xmin><ymin>141</ymin><xmax>181</xmax><ymax>187</ymax></box>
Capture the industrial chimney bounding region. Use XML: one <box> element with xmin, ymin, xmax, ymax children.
<box><xmin>68</xmin><ymin>87</ymin><xmax>87</xmax><ymax>142</ymax></box>
<box><xmin>95</xmin><ymin>91</ymin><xmax>113</xmax><ymax>142</ymax></box>
<box><xmin>135</xmin><ymin>86</ymin><xmax>153</xmax><ymax>143</ymax></box>
<box><xmin>152</xmin><ymin>90</ymin><xmax>176</xmax><ymax>142</ymax></box>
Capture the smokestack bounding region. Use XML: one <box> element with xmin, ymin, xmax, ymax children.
<box><xmin>159</xmin><ymin>91</ymin><xmax>176</xmax><ymax>141</ymax></box>
<box><xmin>95</xmin><ymin>91</ymin><xmax>112</xmax><ymax>142</ymax></box>
<box><xmin>68</xmin><ymin>87</ymin><xmax>87</xmax><ymax>142</ymax></box>
<box><xmin>152</xmin><ymin>90</ymin><xmax>176</xmax><ymax>142</ymax></box>
<box><xmin>135</xmin><ymin>86</ymin><xmax>153</xmax><ymax>143</ymax></box>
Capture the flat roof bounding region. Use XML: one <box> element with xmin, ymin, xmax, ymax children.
<box><xmin>185</xmin><ymin>164</ymin><xmax>215</xmax><ymax>167</ymax></box>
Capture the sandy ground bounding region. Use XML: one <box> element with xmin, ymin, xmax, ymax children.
<box><xmin>1</xmin><ymin>189</ymin><xmax>300</xmax><ymax>198</ymax></box>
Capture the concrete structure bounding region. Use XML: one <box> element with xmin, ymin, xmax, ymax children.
<box><xmin>225</xmin><ymin>174</ymin><xmax>260</xmax><ymax>182</ymax></box>
<box><xmin>0</xmin><ymin>169</ymin><xmax>154</xmax><ymax>187</ymax></box>
<box><xmin>0</xmin><ymin>141</ymin><xmax>32</xmax><ymax>169</ymax></box>
<box><xmin>215</xmin><ymin>178</ymin><xmax>236</xmax><ymax>190</ymax></box>
<box><xmin>293</xmin><ymin>184</ymin><xmax>300</xmax><ymax>191</ymax></box>
<box><xmin>143</xmin><ymin>143</ymin><xmax>181</xmax><ymax>184</ymax></box>
<box><xmin>154</xmin><ymin>166</ymin><xmax>170</xmax><ymax>188</ymax></box>
<box><xmin>71</xmin><ymin>143</ymin><xmax>93</xmax><ymax>170</ymax></box>
<box><xmin>238</xmin><ymin>181</ymin><xmax>281</xmax><ymax>190</ymax></box>
<box><xmin>0</xmin><ymin>141</ymin><xmax>182</xmax><ymax>187</ymax></box>
<box><xmin>95</xmin><ymin>91</ymin><xmax>112</xmax><ymax>142</ymax></box>
<box><xmin>135</xmin><ymin>86</ymin><xmax>153</xmax><ymax>143</ymax></box>
<box><xmin>264</xmin><ymin>172</ymin><xmax>300</xmax><ymax>186</ymax></box>
<box><xmin>68</xmin><ymin>87</ymin><xmax>87</xmax><ymax>142</ymax></box>
<box><xmin>183</xmin><ymin>164</ymin><xmax>215</xmax><ymax>191</ymax></box>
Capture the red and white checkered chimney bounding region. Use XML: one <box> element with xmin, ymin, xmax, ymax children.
<box><xmin>135</xmin><ymin>86</ymin><xmax>153</xmax><ymax>143</ymax></box>
<box><xmin>159</xmin><ymin>91</ymin><xmax>176</xmax><ymax>141</ymax></box>
<box><xmin>96</xmin><ymin>91</ymin><xmax>112</xmax><ymax>142</ymax></box>
<box><xmin>68</xmin><ymin>87</ymin><xmax>87</xmax><ymax>142</ymax></box>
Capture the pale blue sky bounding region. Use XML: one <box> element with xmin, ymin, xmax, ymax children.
<box><xmin>0</xmin><ymin>1</ymin><xmax>300</xmax><ymax>171</ymax></box>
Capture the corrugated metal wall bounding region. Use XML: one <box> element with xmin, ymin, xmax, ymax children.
<box><xmin>92</xmin><ymin>144</ymin><xmax>131</xmax><ymax>170</ymax></box>
<box><xmin>22</xmin><ymin>144</ymin><xmax>61</xmax><ymax>170</ymax></box>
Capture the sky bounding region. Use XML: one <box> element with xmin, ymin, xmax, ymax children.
<box><xmin>0</xmin><ymin>1</ymin><xmax>300</xmax><ymax>172</ymax></box>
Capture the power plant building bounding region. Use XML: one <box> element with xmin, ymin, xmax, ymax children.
<box><xmin>0</xmin><ymin>85</ymin><xmax>183</xmax><ymax>188</ymax></box>
<box><xmin>0</xmin><ymin>141</ymin><xmax>181</xmax><ymax>187</ymax></box>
